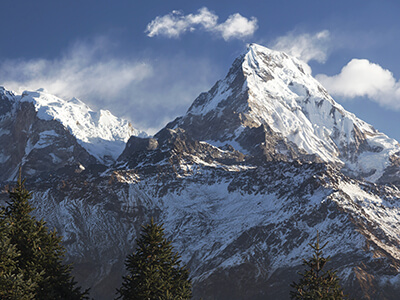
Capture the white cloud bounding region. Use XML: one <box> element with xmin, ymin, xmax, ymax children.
<box><xmin>146</xmin><ymin>8</ymin><xmax>217</xmax><ymax>38</ymax></box>
<box><xmin>216</xmin><ymin>13</ymin><xmax>258</xmax><ymax>41</ymax></box>
<box><xmin>316</xmin><ymin>59</ymin><xmax>400</xmax><ymax>109</ymax></box>
<box><xmin>271</xmin><ymin>30</ymin><xmax>330</xmax><ymax>63</ymax></box>
<box><xmin>146</xmin><ymin>7</ymin><xmax>257</xmax><ymax>41</ymax></box>
<box><xmin>1</xmin><ymin>38</ymin><xmax>153</xmax><ymax>102</ymax></box>
<box><xmin>0</xmin><ymin>38</ymin><xmax>218</xmax><ymax>135</ymax></box>
<box><xmin>116</xmin><ymin>55</ymin><xmax>218</xmax><ymax>134</ymax></box>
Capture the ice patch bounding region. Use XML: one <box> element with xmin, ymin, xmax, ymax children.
<box><xmin>49</xmin><ymin>153</ymin><xmax>62</xmax><ymax>164</ymax></box>
<box><xmin>0</xmin><ymin>153</ymin><xmax>10</xmax><ymax>163</ymax></box>
<box><xmin>0</xmin><ymin>129</ymin><xmax>10</xmax><ymax>137</ymax></box>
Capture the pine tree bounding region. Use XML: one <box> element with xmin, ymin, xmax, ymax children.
<box><xmin>0</xmin><ymin>209</ymin><xmax>37</xmax><ymax>300</ymax></box>
<box><xmin>116</xmin><ymin>218</ymin><xmax>192</xmax><ymax>300</ymax></box>
<box><xmin>2</xmin><ymin>175</ymin><xmax>88</xmax><ymax>299</ymax></box>
<box><xmin>290</xmin><ymin>232</ymin><xmax>346</xmax><ymax>300</ymax></box>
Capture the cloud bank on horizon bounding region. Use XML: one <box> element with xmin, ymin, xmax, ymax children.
<box><xmin>146</xmin><ymin>7</ymin><xmax>258</xmax><ymax>41</ymax></box>
<box><xmin>0</xmin><ymin>37</ymin><xmax>217</xmax><ymax>134</ymax></box>
<box><xmin>0</xmin><ymin>37</ymin><xmax>153</xmax><ymax>101</ymax></box>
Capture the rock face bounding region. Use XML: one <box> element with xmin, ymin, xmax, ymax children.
<box><xmin>0</xmin><ymin>89</ymin><xmax>96</xmax><ymax>181</ymax></box>
<box><xmin>1</xmin><ymin>44</ymin><xmax>400</xmax><ymax>300</ymax></box>
<box><xmin>0</xmin><ymin>87</ymin><xmax>144</xmax><ymax>181</ymax></box>
<box><xmin>168</xmin><ymin>44</ymin><xmax>400</xmax><ymax>182</ymax></box>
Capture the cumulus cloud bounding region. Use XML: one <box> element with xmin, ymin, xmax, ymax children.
<box><xmin>146</xmin><ymin>8</ymin><xmax>217</xmax><ymax>38</ymax></box>
<box><xmin>316</xmin><ymin>59</ymin><xmax>400</xmax><ymax>109</ymax></box>
<box><xmin>146</xmin><ymin>7</ymin><xmax>258</xmax><ymax>41</ymax></box>
<box><xmin>271</xmin><ymin>30</ymin><xmax>330</xmax><ymax>63</ymax></box>
<box><xmin>216</xmin><ymin>13</ymin><xmax>258</xmax><ymax>41</ymax></box>
<box><xmin>1</xmin><ymin>38</ymin><xmax>153</xmax><ymax>102</ymax></box>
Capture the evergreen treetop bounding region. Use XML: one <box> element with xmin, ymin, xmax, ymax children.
<box><xmin>0</xmin><ymin>209</ymin><xmax>37</xmax><ymax>300</ymax></box>
<box><xmin>116</xmin><ymin>218</ymin><xmax>192</xmax><ymax>300</ymax></box>
<box><xmin>290</xmin><ymin>232</ymin><xmax>347</xmax><ymax>300</ymax></box>
<box><xmin>1</xmin><ymin>174</ymin><xmax>88</xmax><ymax>300</ymax></box>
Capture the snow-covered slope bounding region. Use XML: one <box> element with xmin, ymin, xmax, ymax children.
<box><xmin>0</xmin><ymin>87</ymin><xmax>145</xmax><ymax>166</ymax></box>
<box><xmin>19</xmin><ymin>135</ymin><xmax>400</xmax><ymax>300</ymax></box>
<box><xmin>2</xmin><ymin>44</ymin><xmax>400</xmax><ymax>300</ymax></box>
<box><xmin>19</xmin><ymin>89</ymin><xmax>145</xmax><ymax>163</ymax></box>
<box><xmin>170</xmin><ymin>44</ymin><xmax>400</xmax><ymax>183</ymax></box>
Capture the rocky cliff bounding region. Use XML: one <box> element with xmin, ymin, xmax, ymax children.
<box><xmin>1</xmin><ymin>44</ymin><xmax>400</xmax><ymax>299</ymax></box>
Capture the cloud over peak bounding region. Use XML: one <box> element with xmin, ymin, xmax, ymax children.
<box><xmin>146</xmin><ymin>7</ymin><xmax>258</xmax><ymax>41</ymax></box>
<box><xmin>270</xmin><ymin>29</ymin><xmax>400</xmax><ymax>111</ymax></box>
<box><xmin>271</xmin><ymin>30</ymin><xmax>330</xmax><ymax>63</ymax></box>
<box><xmin>317</xmin><ymin>59</ymin><xmax>400</xmax><ymax>109</ymax></box>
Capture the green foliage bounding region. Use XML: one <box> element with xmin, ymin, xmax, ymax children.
<box><xmin>0</xmin><ymin>209</ymin><xmax>36</xmax><ymax>300</ymax></box>
<box><xmin>116</xmin><ymin>218</ymin><xmax>192</xmax><ymax>300</ymax></box>
<box><xmin>290</xmin><ymin>233</ymin><xmax>346</xmax><ymax>300</ymax></box>
<box><xmin>0</xmin><ymin>175</ymin><xmax>88</xmax><ymax>299</ymax></box>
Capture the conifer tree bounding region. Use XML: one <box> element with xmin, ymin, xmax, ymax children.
<box><xmin>290</xmin><ymin>232</ymin><xmax>346</xmax><ymax>299</ymax></box>
<box><xmin>2</xmin><ymin>174</ymin><xmax>88</xmax><ymax>299</ymax></box>
<box><xmin>0</xmin><ymin>209</ymin><xmax>36</xmax><ymax>300</ymax></box>
<box><xmin>116</xmin><ymin>218</ymin><xmax>192</xmax><ymax>300</ymax></box>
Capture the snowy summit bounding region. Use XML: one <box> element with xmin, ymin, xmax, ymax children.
<box><xmin>171</xmin><ymin>44</ymin><xmax>400</xmax><ymax>183</ymax></box>
<box><xmin>0</xmin><ymin>87</ymin><xmax>145</xmax><ymax>166</ymax></box>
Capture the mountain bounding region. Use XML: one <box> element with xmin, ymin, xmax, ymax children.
<box><xmin>1</xmin><ymin>44</ymin><xmax>400</xmax><ymax>300</ymax></box>
<box><xmin>0</xmin><ymin>87</ymin><xmax>145</xmax><ymax>181</ymax></box>
<box><xmin>167</xmin><ymin>44</ymin><xmax>400</xmax><ymax>184</ymax></box>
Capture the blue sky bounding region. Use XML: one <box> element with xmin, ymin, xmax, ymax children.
<box><xmin>1</xmin><ymin>0</ymin><xmax>400</xmax><ymax>141</ymax></box>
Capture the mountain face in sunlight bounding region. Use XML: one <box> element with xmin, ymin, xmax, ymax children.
<box><xmin>1</xmin><ymin>44</ymin><xmax>400</xmax><ymax>300</ymax></box>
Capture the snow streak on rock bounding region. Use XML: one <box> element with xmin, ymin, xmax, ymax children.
<box><xmin>2</xmin><ymin>44</ymin><xmax>400</xmax><ymax>300</ymax></box>
<box><xmin>172</xmin><ymin>44</ymin><xmax>400</xmax><ymax>183</ymax></box>
<box><xmin>0</xmin><ymin>87</ymin><xmax>146</xmax><ymax>165</ymax></box>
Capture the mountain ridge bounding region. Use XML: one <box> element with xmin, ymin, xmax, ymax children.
<box><xmin>0</xmin><ymin>86</ymin><xmax>146</xmax><ymax>181</ymax></box>
<box><xmin>1</xmin><ymin>44</ymin><xmax>400</xmax><ymax>299</ymax></box>
<box><xmin>167</xmin><ymin>44</ymin><xmax>400</xmax><ymax>184</ymax></box>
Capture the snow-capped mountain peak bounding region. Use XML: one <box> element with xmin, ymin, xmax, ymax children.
<box><xmin>170</xmin><ymin>43</ymin><xmax>400</xmax><ymax>183</ymax></box>
<box><xmin>3</xmin><ymin>44</ymin><xmax>400</xmax><ymax>300</ymax></box>
<box><xmin>5</xmin><ymin>88</ymin><xmax>146</xmax><ymax>165</ymax></box>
